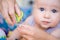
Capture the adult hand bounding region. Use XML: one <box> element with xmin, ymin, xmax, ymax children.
<box><xmin>17</xmin><ymin>25</ymin><xmax>46</xmax><ymax>40</ymax></box>
<box><xmin>17</xmin><ymin>24</ymin><xmax>59</xmax><ymax>40</ymax></box>
<box><xmin>0</xmin><ymin>0</ymin><xmax>21</xmax><ymax>26</ymax></box>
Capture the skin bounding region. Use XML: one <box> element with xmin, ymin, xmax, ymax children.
<box><xmin>20</xmin><ymin>0</ymin><xmax>60</xmax><ymax>40</ymax></box>
<box><xmin>33</xmin><ymin>0</ymin><xmax>60</xmax><ymax>29</ymax></box>
<box><xmin>51</xmin><ymin>29</ymin><xmax>60</xmax><ymax>39</ymax></box>
<box><xmin>7</xmin><ymin>0</ymin><xmax>60</xmax><ymax>40</ymax></box>
<box><xmin>0</xmin><ymin>0</ymin><xmax>21</xmax><ymax>26</ymax></box>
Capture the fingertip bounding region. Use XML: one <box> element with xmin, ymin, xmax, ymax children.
<box><xmin>13</xmin><ymin>19</ymin><xmax>17</xmax><ymax>25</ymax></box>
<box><xmin>9</xmin><ymin>22</ymin><xmax>14</xmax><ymax>26</ymax></box>
<box><xmin>15</xmin><ymin>3</ymin><xmax>21</xmax><ymax>16</ymax></box>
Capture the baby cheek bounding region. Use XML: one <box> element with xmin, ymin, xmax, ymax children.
<box><xmin>50</xmin><ymin>19</ymin><xmax>59</xmax><ymax>27</ymax></box>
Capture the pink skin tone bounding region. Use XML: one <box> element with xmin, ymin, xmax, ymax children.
<box><xmin>0</xmin><ymin>0</ymin><xmax>21</xmax><ymax>26</ymax></box>
<box><xmin>7</xmin><ymin>0</ymin><xmax>60</xmax><ymax>40</ymax></box>
<box><xmin>32</xmin><ymin>0</ymin><xmax>60</xmax><ymax>29</ymax></box>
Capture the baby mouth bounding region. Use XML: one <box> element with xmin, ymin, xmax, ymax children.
<box><xmin>42</xmin><ymin>21</ymin><xmax>50</xmax><ymax>25</ymax></box>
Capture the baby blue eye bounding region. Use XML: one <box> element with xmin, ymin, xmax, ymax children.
<box><xmin>39</xmin><ymin>8</ymin><xmax>45</xmax><ymax>11</ymax></box>
<box><xmin>51</xmin><ymin>9</ymin><xmax>57</xmax><ymax>13</ymax></box>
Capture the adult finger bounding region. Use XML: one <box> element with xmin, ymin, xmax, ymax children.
<box><xmin>7</xmin><ymin>0</ymin><xmax>16</xmax><ymax>24</ymax></box>
<box><xmin>15</xmin><ymin>3</ymin><xmax>21</xmax><ymax>16</ymax></box>
<box><xmin>1</xmin><ymin>0</ymin><xmax>13</xmax><ymax>25</ymax></box>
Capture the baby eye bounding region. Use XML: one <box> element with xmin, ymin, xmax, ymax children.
<box><xmin>51</xmin><ymin>9</ymin><xmax>57</xmax><ymax>13</ymax></box>
<box><xmin>39</xmin><ymin>7</ymin><xmax>45</xmax><ymax>11</ymax></box>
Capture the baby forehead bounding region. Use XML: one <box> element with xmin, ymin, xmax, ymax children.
<box><xmin>35</xmin><ymin>0</ymin><xmax>60</xmax><ymax>2</ymax></box>
<box><xmin>35</xmin><ymin>0</ymin><xmax>60</xmax><ymax>7</ymax></box>
<box><xmin>35</xmin><ymin>0</ymin><xmax>60</xmax><ymax>5</ymax></box>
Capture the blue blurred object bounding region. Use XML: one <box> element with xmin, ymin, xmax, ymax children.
<box><xmin>0</xmin><ymin>38</ymin><xmax>6</xmax><ymax>40</ymax></box>
<box><xmin>8</xmin><ymin>24</ymin><xmax>17</xmax><ymax>31</ymax></box>
<box><xmin>21</xmin><ymin>6</ymin><xmax>32</xmax><ymax>22</ymax></box>
<box><xmin>0</xmin><ymin>14</ymin><xmax>17</xmax><ymax>31</ymax></box>
<box><xmin>0</xmin><ymin>14</ymin><xmax>9</xmax><ymax>35</ymax></box>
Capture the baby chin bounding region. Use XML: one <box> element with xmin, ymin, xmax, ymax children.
<box><xmin>40</xmin><ymin>23</ymin><xmax>51</xmax><ymax>29</ymax></box>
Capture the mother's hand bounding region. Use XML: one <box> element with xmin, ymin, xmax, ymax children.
<box><xmin>18</xmin><ymin>24</ymin><xmax>59</xmax><ymax>40</ymax></box>
<box><xmin>0</xmin><ymin>0</ymin><xmax>21</xmax><ymax>26</ymax></box>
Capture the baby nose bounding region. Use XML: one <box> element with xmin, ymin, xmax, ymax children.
<box><xmin>44</xmin><ymin>12</ymin><xmax>50</xmax><ymax>19</ymax></box>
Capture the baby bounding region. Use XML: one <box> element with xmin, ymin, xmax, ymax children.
<box><xmin>25</xmin><ymin>0</ymin><xmax>60</xmax><ymax>39</ymax></box>
<box><xmin>7</xmin><ymin>0</ymin><xmax>60</xmax><ymax>40</ymax></box>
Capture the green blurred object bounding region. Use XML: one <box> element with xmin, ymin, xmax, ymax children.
<box><xmin>15</xmin><ymin>11</ymin><xmax>24</xmax><ymax>23</ymax></box>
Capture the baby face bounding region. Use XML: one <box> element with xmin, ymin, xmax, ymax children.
<box><xmin>32</xmin><ymin>0</ymin><xmax>60</xmax><ymax>29</ymax></box>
